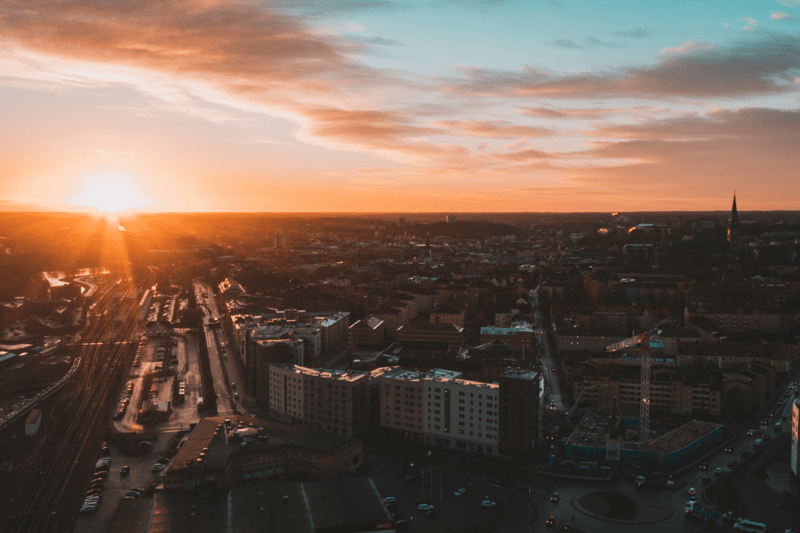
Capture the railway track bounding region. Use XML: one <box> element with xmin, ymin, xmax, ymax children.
<box><xmin>0</xmin><ymin>282</ymin><xmax>142</xmax><ymax>533</ymax></box>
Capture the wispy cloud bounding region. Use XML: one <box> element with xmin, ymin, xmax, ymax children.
<box><xmin>771</xmin><ymin>11</ymin><xmax>790</xmax><ymax>20</ymax></box>
<box><xmin>660</xmin><ymin>40</ymin><xmax>714</xmax><ymax>57</ymax></box>
<box><xmin>584</xmin><ymin>36</ymin><xmax>618</xmax><ymax>47</ymax></box>
<box><xmin>431</xmin><ymin>120</ymin><xmax>556</xmax><ymax>139</ymax></box>
<box><xmin>445</xmin><ymin>34</ymin><xmax>800</xmax><ymax>99</ymax></box>
<box><xmin>741</xmin><ymin>17</ymin><xmax>758</xmax><ymax>30</ymax></box>
<box><xmin>612</xmin><ymin>28</ymin><xmax>650</xmax><ymax>39</ymax></box>
<box><xmin>776</xmin><ymin>0</ymin><xmax>800</xmax><ymax>7</ymax></box>
<box><xmin>551</xmin><ymin>39</ymin><xmax>581</xmax><ymax>49</ymax></box>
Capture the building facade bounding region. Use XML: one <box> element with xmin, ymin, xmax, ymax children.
<box><xmin>498</xmin><ymin>369</ymin><xmax>542</xmax><ymax>459</ymax></box>
<box><xmin>268</xmin><ymin>364</ymin><xmax>369</xmax><ymax>436</ymax></box>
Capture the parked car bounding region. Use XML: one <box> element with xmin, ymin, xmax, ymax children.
<box><xmin>417</xmin><ymin>504</ymin><xmax>434</xmax><ymax>512</ymax></box>
<box><xmin>151</xmin><ymin>463</ymin><xmax>166</xmax><ymax>472</ymax></box>
<box><xmin>481</xmin><ymin>500</ymin><xmax>496</xmax><ymax>508</ymax></box>
<box><xmin>747</xmin><ymin>429</ymin><xmax>757</xmax><ymax>436</ymax></box>
<box><xmin>424</xmin><ymin>510</ymin><xmax>439</xmax><ymax>518</ymax></box>
<box><xmin>120</xmin><ymin>466</ymin><xmax>130</xmax><ymax>475</ymax></box>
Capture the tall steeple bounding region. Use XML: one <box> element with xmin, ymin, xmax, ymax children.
<box><xmin>728</xmin><ymin>193</ymin><xmax>740</xmax><ymax>246</ymax></box>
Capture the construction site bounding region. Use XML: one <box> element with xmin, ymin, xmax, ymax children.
<box><xmin>553</xmin><ymin>331</ymin><xmax>725</xmax><ymax>471</ymax></box>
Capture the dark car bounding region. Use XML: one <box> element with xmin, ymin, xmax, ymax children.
<box><xmin>546</xmin><ymin>516</ymin><xmax>556</xmax><ymax>526</ymax></box>
<box><xmin>415</xmin><ymin>497</ymin><xmax>429</xmax><ymax>505</ymax></box>
<box><xmin>701</xmin><ymin>476</ymin><xmax>711</xmax><ymax>485</ymax></box>
<box><xmin>699</xmin><ymin>462</ymin><xmax>708</xmax><ymax>470</ymax></box>
<box><xmin>120</xmin><ymin>466</ymin><xmax>130</xmax><ymax>475</ymax></box>
<box><xmin>93</xmin><ymin>471</ymin><xmax>108</xmax><ymax>478</ymax></box>
<box><xmin>395</xmin><ymin>520</ymin><xmax>410</xmax><ymax>529</ymax></box>
<box><xmin>424</xmin><ymin>510</ymin><xmax>439</xmax><ymax>518</ymax></box>
<box><xmin>724</xmin><ymin>447</ymin><xmax>733</xmax><ymax>453</ymax></box>
<box><xmin>85</xmin><ymin>489</ymin><xmax>103</xmax><ymax>497</ymax></box>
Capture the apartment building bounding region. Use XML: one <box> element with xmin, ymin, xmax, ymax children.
<box><xmin>396</xmin><ymin>322</ymin><xmax>463</xmax><ymax>354</ymax></box>
<box><xmin>430</xmin><ymin>301</ymin><xmax>467</xmax><ymax>328</ymax></box>
<box><xmin>268</xmin><ymin>364</ymin><xmax>369</xmax><ymax>436</ymax></box>
<box><xmin>348</xmin><ymin>316</ymin><xmax>386</xmax><ymax>350</ymax></box>
<box><xmin>480</xmin><ymin>325</ymin><xmax>536</xmax><ymax>353</ymax></box>
<box><xmin>379</xmin><ymin>368</ymin><xmax>501</xmax><ymax>455</ymax></box>
<box><xmin>573</xmin><ymin>364</ymin><xmax>722</xmax><ymax>417</ymax></box>
<box><xmin>422</xmin><ymin>373</ymin><xmax>500</xmax><ymax>455</ymax></box>
<box><xmin>498</xmin><ymin>369</ymin><xmax>542</xmax><ymax>459</ymax></box>
<box><xmin>676</xmin><ymin>341</ymin><xmax>794</xmax><ymax>372</ymax></box>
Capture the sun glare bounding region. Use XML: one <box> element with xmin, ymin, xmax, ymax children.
<box><xmin>68</xmin><ymin>174</ymin><xmax>153</xmax><ymax>213</ymax></box>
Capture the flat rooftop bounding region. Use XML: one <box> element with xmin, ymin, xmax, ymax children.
<box><xmin>648</xmin><ymin>419</ymin><xmax>722</xmax><ymax>454</ymax></box>
<box><xmin>148</xmin><ymin>478</ymin><xmax>393</xmax><ymax>533</ymax></box>
<box><xmin>500</xmin><ymin>368</ymin><xmax>539</xmax><ymax>381</ymax></box>
<box><xmin>272</xmin><ymin>364</ymin><xmax>368</xmax><ymax>382</ymax></box>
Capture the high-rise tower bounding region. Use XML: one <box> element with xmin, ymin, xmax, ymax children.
<box><xmin>727</xmin><ymin>194</ymin><xmax>740</xmax><ymax>246</ymax></box>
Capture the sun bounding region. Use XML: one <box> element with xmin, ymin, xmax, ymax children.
<box><xmin>68</xmin><ymin>174</ymin><xmax>154</xmax><ymax>213</ymax></box>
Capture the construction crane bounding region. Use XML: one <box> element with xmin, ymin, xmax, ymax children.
<box><xmin>640</xmin><ymin>332</ymin><xmax>651</xmax><ymax>444</ymax></box>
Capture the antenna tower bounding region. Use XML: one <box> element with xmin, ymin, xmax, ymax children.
<box><xmin>639</xmin><ymin>331</ymin><xmax>651</xmax><ymax>444</ymax></box>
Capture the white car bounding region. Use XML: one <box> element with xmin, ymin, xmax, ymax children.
<box><xmin>455</xmin><ymin>488</ymin><xmax>467</xmax><ymax>497</ymax></box>
<box><xmin>151</xmin><ymin>463</ymin><xmax>166</xmax><ymax>472</ymax></box>
<box><xmin>481</xmin><ymin>500</ymin><xmax>496</xmax><ymax>508</ymax></box>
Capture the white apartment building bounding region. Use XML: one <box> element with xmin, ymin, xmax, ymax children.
<box><xmin>423</xmin><ymin>374</ymin><xmax>499</xmax><ymax>455</ymax></box>
<box><xmin>380</xmin><ymin>368</ymin><xmax>500</xmax><ymax>455</ymax></box>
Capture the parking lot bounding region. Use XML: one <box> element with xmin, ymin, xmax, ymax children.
<box><xmin>366</xmin><ymin>455</ymin><xmax>502</xmax><ymax>532</ymax></box>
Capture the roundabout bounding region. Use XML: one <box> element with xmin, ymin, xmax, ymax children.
<box><xmin>574</xmin><ymin>490</ymin><xmax>672</xmax><ymax>524</ymax></box>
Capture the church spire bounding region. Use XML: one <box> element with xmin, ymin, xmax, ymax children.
<box><xmin>728</xmin><ymin>193</ymin><xmax>740</xmax><ymax>246</ymax></box>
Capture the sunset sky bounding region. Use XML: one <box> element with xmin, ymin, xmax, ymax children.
<box><xmin>0</xmin><ymin>0</ymin><xmax>798</xmax><ymax>213</ymax></box>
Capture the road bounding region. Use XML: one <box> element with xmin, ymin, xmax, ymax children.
<box><xmin>530</xmin><ymin>288</ymin><xmax>565</xmax><ymax>414</ymax></box>
<box><xmin>192</xmin><ymin>282</ymin><xmax>251</xmax><ymax>416</ymax></box>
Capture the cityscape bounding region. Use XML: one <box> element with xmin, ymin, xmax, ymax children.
<box><xmin>0</xmin><ymin>206</ymin><xmax>798</xmax><ymax>533</ymax></box>
<box><xmin>1</xmin><ymin>1</ymin><xmax>799</xmax><ymax>533</ymax></box>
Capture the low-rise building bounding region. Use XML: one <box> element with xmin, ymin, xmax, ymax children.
<box><xmin>348</xmin><ymin>316</ymin><xmax>385</xmax><ymax>350</ymax></box>
<box><xmin>396</xmin><ymin>322</ymin><xmax>463</xmax><ymax>355</ymax></box>
<box><xmin>163</xmin><ymin>416</ymin><xmax>362</xmax><ymax>490</ymax></box>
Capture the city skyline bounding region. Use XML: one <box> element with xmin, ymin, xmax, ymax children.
<box><xmin>1</xmin><ymin>0</ymin><xmax>799</xmax><ymax>213</ymax></box>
